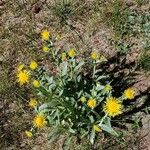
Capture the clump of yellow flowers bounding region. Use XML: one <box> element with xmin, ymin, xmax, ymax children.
<box><xmin>16</xmin><ymin>60</ymin><xmax>38</xmax><ymax>86</ymax></box>
<box><xmin>19</xmin><ymin>30</ymin><xmax>139</xmax><ymax>145</ymax></box>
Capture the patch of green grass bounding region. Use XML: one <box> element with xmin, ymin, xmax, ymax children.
<box><xmin>0</xmin><ymin>64</ymin><xmax>10</xmax><ymax>93</ymax></box>
<box><xmin>115</xmin><ymin>42</ymin><xmax>133</xmax><ymax>54</ymax></box>
<box><xmin>94</xmin><ymin>0</ymin><xmax>149</xmax><ymax>54</ymax></box>
<box><xmin>140</xmin><ymin>51</ymin><xmax>150</xmax><ymax>71</ymax></box>
<box><xmin>135</xmin><ymin>0</ymin><xmax>149</xmax><ymax>6</ymax></box>
<box><xmin>51</xmin><ymin>0</ymin><xmax>73</xmax><ymax>25</ymax></box>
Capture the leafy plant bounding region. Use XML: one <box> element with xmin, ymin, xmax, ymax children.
<box><xmin>140</xmin><ymin>51</ymin><xmax>150</xmax><ymax>71</ymax></box>
<box><xmin>135</xmin><ymin>0</ymin><xmax>149</xmax><ymax>6</ymax></box>
<box><xmin>18</xmin><ymin>30</ymin><xmax>137</xmax><ymax>146</ymax></box>
<box><xmin>48</xmin><ymin>0</ymin><xmax>73</xmax><ymax>25</ymax></box>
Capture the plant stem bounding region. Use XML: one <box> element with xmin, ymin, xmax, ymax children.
<box><xmin>92</xmin><ymin>64</ymin><xmax>96</xmax><ymax>78</ymax></box>
<box><xmin>99</xmin><ymin>114</ymin><xmax>107</xmax><ymax>126</ymax></box>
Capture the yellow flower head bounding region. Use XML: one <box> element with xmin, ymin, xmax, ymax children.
<box><xmin>29</xmin><ymin>61</ymin><xmax>38</xmax><ymax>70</ymax></box>
<box><xmin>56</xmin><ymin>34</ymin><xmax>62</xmax><ymax>40</ymax></box>
<box><xmin>91</xmin><ymin>52</ymin><xmax>99</xmax><ymax>60</ymax></box>
<box><xmin>29</xmin><ymin>98</ymin><xmax>37</xmax><ymax>108</ymax></box>
<box><xmin>93</xmin><ymin>125</ymin><xmax>102</xmax><ymax>132</ymax></box>
<box><xmin>17</xmin><ymin>70</ymin><xmax>29</xmax><ymax>85</ymax></box>
<box><xmin>33</xmin><ymin>114</ymin><xmax>46</xmax><ymax>128</ymax></box>
<box><xmin>124</xmin><ymin>88</ymin><xmax>135</xmax><ymax>100</ymax></box>
<box><xmin>68</xmin><ymin>49</ymin><xmax>76</xmax><ymax>58</ymax></box>
<box><xmin>81</xmin><ymin>96</ymin><xmax>86</xmax><ymax>103</ymax></box>
<box><xmin>25</xmin><ymin>131</ymin><xmax>33</xmax><ymax>138</ymax></box>
<box><xmin>99</xmin><ymin>55</ymin><xmax>107</xmax><ymax>62</ymax></box>
<box><xmin>41</xmin><ymin>30</ymin><xmax>50</xmax><ymax>41</ymax></box>
<box><xmin>103</xmin><ymin>97</ymin><xmax>122</xmax><ymax>117</ymax></box>
<box><xmin>17</xmin><ymin>63</ymin><xmax>24</xmax><ymax>72</ymax></box>
<box><xmin>32</xmin><ymin>80</ymin><xmax>40</xmax><ymax>88</ymax></box>
<box><xmin>105</xmin><ymin>84</ymin><xmax>112</xmax><ymax>92</ymax></box>
<box><xmin>87</xmin><ymin>98</ymin><xmax>96</xmax><ymax>109</ymax></box>
<box><xmin>61</xmin><ymin>52</ymin><xmax>67</xmax><ymax>61</ymax></box>
<box><xmin>42</xmin><ymin>46</ymin><xmax>49</xmax><ymax>52</ymax></box>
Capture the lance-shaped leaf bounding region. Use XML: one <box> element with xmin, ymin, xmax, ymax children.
<box><xmin>100</xmin><ymin>117</ymin><xmax>119</xmax><ymax>137</ymax></box>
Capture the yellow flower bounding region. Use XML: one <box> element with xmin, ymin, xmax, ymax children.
<box><xmin>61</xmin><ymin>52</ymin><xmax>67</xmax><ymax>61</ymax></box>
<box><xmin>124</xmin><ymin>88</ymin><xmax>135</xmax><ymax>100</ymax></box>
<box><xmin>105</xmin><ymin>84</ymin><xmax>112</xmax><ymax>92</ymax></box>
<box><xmin>99</xmin><ymin>55</ymin><xmax>107</xmax><ymax>62</ymax></box>
<box><xmin>29</xmin><ymin>98</ymin><xmax>37</xmax><ymax>108</ymax></box>
<box><xmin>93</xmin><ymin>125</ymin><xmax>102</xmax><ymax>132</ymax></box>
<box><xmin>81</xmin><ymin>96</ymin><xmax>86</xmax><ymax>103</ymax></box>
<box><xmin>87</xmin><ymin>98</ymin><xmax>96</xmax><ymax>109</ymax></box>
<box><xmin>17</xmin><ymin>63</ymin><xmax>24</xmax><ymax>72</ymax></box>
<box><xmin>56</xmin><ymin>34</ymin><xmax>62</xmax><ymax>40</ymax></box>
<box><xmin>42</xmin><ymin>46</ymin><xmax>49</xmax><ymax>52</ymax></box>
<box><xmin>17</xmin><ymin>70</ymin><xmax>29</xmax><ymax>85</ymax></box>
<box><xmin>33</xmin><ymin>114</ymin><xmax>46</xmax><ymax>128</ymax></box>
<box><xmin>25</xmin><ymin>131</ymin><xmax>33</xmax><ymax>138</ymax></box>
<box><xmin>91</xmin><ymin>52</ymin><xmax>99</xmax><ymax>60</ymax></box>
<box><xmin>68</xmin><ymin>49</ymin><xmax>76</xmax><ymax>58</ymax></box>
<box><xmin>103</xmin><ymin>97</ymin><xmax>122</xmax><ymax>117</ymax></box>
<box><xmin>29</xmin><ymin>60</ymin><xmax>38</xmax><ymax>70</ymax></box>
<box><xmin>32</xmin><ymin>80</ymin><xmax>40</xmax><ymax>88</ymax></box>
<box><xmin>41</xmin><ymin>30</ymin><xmax>50</xmax><ymax>41</ymax></box>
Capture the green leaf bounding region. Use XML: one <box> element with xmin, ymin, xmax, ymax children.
<box><xmin>64</xmin><ymin>136</ymin><xmax>73</xmax><ymax>150</ymax></box>
<box><xmin>62</xmin><ymin>62</ymin><xmax>68</xmax><ymax>76</ymax></box>
<box><xmin>59</xmin><ymin>90</ymin><xmax>64</xmax><ymax>96</ymax></box>
<box><xmin>54</xmin><ymin>48</ymin><xmax>60</xmax><ymax>55</ymax></box>
<box><xmin>46</xmin><ymin>76</ymin><xmax>53</xmax><ymax>84</ymax></box>
<box><xmin>96</xmin><ymin>75</ymin><xmax>107</xmax><ymax>81</ymax></box>
<box><xmin>38</xmin><ymin>87</ymin><xmax>49</xmax><ymax>97</ymax></box>
<box><xmin>39</xmin><ymin>103</ymin><xmax>49</xmax><ymax>111</ymax></box>
<box><xmin>74</xmin><ymin>61</ymin><xmax>84</xmax><ymax>72</ymax></box>
<box><xmin>69</xmin><ymin>128</ymin><xmax>76</xmax><ymax>134</ymax></box>
<box><xmin>77</xmin><ymin>75</ymin><xmax>81</xmax><ymax>82</ymax></box>
<box><xmin>100</xmin><ymin>124</ymin><xmax>118</xmax><ymax>137</ymax></box>
<box><xmin>89</xmin><ymin>115</ymin><xmax>94</xmax><ymax>123</ymax></box>
<box><xmin>100</xmin><ymin>117</ymin><xmax>119</xmax><ymax>137</ymax></box>
<box><xmin>89</xmin><ymin>129</ymin><xmax>95</xmax><ymax>144</ymax></box>
<box><xmin>95</xmin><ymin>69</ymin><xmax>102</xmax><ymax>74</ymax></box>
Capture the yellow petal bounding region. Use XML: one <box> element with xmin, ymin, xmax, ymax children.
<box><xmin>93</xmin><ymin>125</ymin><xmax>102</xmax><ymax>132</ymax></box>
<box><xmin>25</xmin><ymin>131</ymin><xmax>33</xmax><ymax>138</ymax></box>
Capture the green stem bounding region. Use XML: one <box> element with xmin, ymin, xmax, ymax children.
<box><xmin>99</xmin><ymin>114</ymin><xmax>108</xmax><ymax>126</ymax></box>
<box><xmin>92</xmin><ymin>64</ymin><xmax>96</xmax><ymax>78</ymax></box>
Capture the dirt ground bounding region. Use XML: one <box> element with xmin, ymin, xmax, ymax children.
<box><xmin>0</xmin><ymin>0</ymin><xmax>150</xmax><ymax>149</ymax></box>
